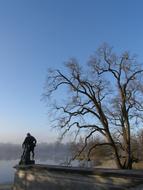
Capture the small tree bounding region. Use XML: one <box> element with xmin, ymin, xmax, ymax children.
<box><xmin>44</xmin><ymin>44</ymin><xmax>143</xmax><ymax>169</ymax></box>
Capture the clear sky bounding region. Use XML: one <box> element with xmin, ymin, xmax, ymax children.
<box><xmin>0</xmin><ymin>0</ymin><xmax>143</xmax><ymax>144</ymax></box>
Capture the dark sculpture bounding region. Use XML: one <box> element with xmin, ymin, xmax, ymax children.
<box><xmin>19</xmin><ymin>133</ymin><xmax>37</xmax><ymax>165</ymax></box>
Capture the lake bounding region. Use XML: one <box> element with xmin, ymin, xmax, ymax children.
<box><xmin>0</xmin><ymin>159</ymin><xmax>88</xmax><ymax>184</ymax></box>
<box><xmin>0</xmin><ymin>159</ymin><xmax>62</xmax><ymax>184</ymax></box>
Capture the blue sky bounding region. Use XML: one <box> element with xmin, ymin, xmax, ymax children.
<box><xmin>0</xmin><ymin>0</ymin><xmax>143</xmax><ymax>143</ymax></box>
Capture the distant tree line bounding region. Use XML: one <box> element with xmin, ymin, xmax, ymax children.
<box><xmin>70</xmin><ymin>128</ymin><xmax>143</xmax><ymax>166</ymax></box>
<box><xmin>0</xmin><ymin>133</ymin><xmax>143</xmax><ymax>168</ymax></box>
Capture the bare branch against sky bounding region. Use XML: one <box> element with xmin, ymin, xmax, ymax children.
<box><xmin>0</xmin><ymin>0</ymin><xmax>143</xmax><ymax>143</ymax></box>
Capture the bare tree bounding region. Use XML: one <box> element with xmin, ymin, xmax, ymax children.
<box><xmin>44</xmin><ymin>44</ymin><xmax>143</xmax><ymax>169</ymax></box>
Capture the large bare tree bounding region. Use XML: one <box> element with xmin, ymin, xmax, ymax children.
<box><xmin>44</xmin><ymin>44</ymin><xmax>143</xmax><ymax>169</ymax></box>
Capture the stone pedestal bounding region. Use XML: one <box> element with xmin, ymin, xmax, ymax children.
<box><xmin>19</xmin><ymin>147</ymin><xmax>35</xmax><ymax>165</ymax></box>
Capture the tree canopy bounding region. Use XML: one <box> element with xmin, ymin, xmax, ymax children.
<box><xmin>44</xmin><ymin>44</ymin><xmax>143</xmax><ymax>169</ymax></box>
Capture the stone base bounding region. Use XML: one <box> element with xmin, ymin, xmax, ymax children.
<box><xmin>19</xmin><ymin>159</ymin><xmax>35</xmax><ymax>165</ymax></box>
<box><xmin>13</xmin><ymin>165</ymin><xmax>143</xmax><ymax>190</ymax></box>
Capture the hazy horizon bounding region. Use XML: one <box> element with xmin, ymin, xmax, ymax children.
<box><xmin>0</xmin><ymin>141</ymin><xmax>71</xmax><ymax>161</ymax></box>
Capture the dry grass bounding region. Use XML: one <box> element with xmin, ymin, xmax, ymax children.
<box><xmin>95</xmin><ymin>159</ymin><xmax>143</xmax><ymax>169</ymax></box>
<box><xmin>133</xmin><ymin>161</ymin><xmax>143</xmax><ymax>169</ymax></box>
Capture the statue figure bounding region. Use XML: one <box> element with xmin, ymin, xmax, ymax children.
<box><xmin>19</xmin><ymin>133</ymin><xmax>37</xmax><ymax>165</ymax></box>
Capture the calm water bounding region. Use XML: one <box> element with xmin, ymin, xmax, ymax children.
<box><xmin>0</xmin><ymin>159</ymin><xmax>86</xmax><ymax>184</ymax></box>
<box><xmin>0</xmin><ymin>159</ymin><xmax>60</xmax><ymax>184</ymax></box>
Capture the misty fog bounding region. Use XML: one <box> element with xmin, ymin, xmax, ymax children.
<box><xmin>0</xmin><ymin>142</ymin><xmax>71</xmax><ymax>162</ymax></box>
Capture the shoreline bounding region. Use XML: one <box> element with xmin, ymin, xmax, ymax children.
<box><xmin>0</xmin><ymin>183</ymin><xmax>12</xmax><ymax>190</ymax></box>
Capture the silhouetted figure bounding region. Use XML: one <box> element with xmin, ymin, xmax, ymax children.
<box><xmin>19</xmin><ymin>133</ymin><xmax>37</xmax><ymax>165</ymax></box>
<box><xmin>22</xmin><ymin>133</ymin><xmax>37</xmax><ymax>159</ymax></box>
